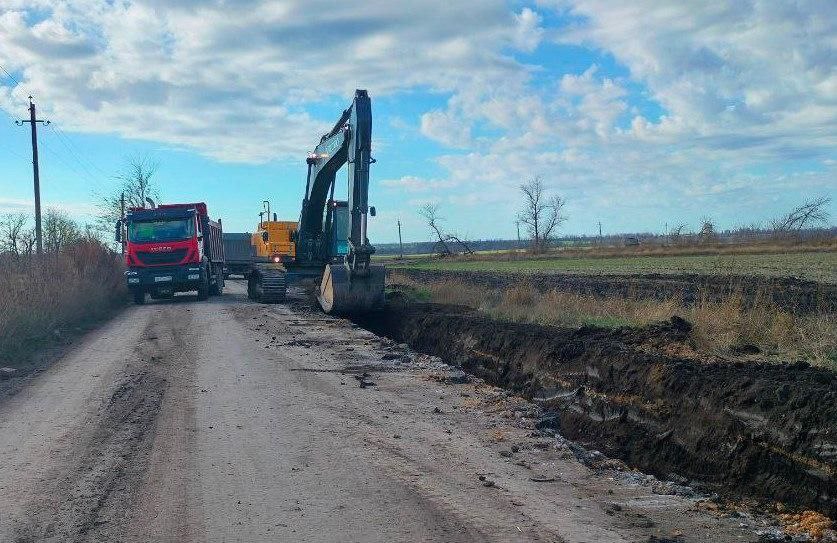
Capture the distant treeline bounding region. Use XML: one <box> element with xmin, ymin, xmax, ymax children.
<box><xmin>377</xmin><ymin>239</ymin><xmax>520</xmax><ymax>255</ymax></box>
<box><xmin>376</xmin><ymin>226</ymin><xmax>837</xmax><ymax>255</ymax></box>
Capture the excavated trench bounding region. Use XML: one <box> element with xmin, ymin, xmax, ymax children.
<box><xmin>354</xmin><ymin>297</ymin><xmax>837</xmax><ymax>517</ymax></box>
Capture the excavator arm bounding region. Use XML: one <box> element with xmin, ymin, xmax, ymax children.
<box><xmin>248</xmin><ymin>90</ymin><xmax>384</xmax><ymax>313</ymax></box>
<box><xmin>298</xmin><ymin>89</ymin><xmax>375</xmax><ymax>270</ymax></box>
<box><xmin>297</xmin><ymin>89</ymin><xmax>384</xmax><ymax>313</ymax></box>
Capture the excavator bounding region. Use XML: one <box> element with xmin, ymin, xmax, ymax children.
<box><xmin>246</xmin><ymin>89</ymin><xmax>385</xmax><ymax>315</ymax></box>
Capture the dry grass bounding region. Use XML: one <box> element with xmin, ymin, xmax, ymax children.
<box><xmin>778</xmin><ymin>510</ymin><xmax>834</xmax><ymax>540</ymax></box>
<box><xmin>390</xmin><ymin>274</ymin><xmax>837</xmax><ymax>369</ymax></box>
<box><xmin>0</xmin><ymin>241</ymin><xmax>127</xmax><ymax>364</ymax></box>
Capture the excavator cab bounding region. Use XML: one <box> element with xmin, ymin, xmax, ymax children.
<box><xmin>325</xmin><ymin>200</ymin><xmax>350</xmax><ymax>257</ymax></box>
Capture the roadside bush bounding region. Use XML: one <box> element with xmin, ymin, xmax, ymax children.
<box><xmin>0</xmin><ymin>240</ymin><xmax>127</xmax><ymax>363</ymax></box>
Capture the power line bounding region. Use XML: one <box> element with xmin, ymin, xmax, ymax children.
<box><xmin>1</xmin><ymin>64</ymin><xmax>108</xmax><ymax>186</ymax></box>
<box><xmin>0</xmin><ymin>100</ymin><xmax>22</xmax><ymax>123</ymax></box>
<box><xmin>0</xmin><ymin>63</ymin><xmax>25</xmax><ymax>123</ymax></box>
<box><xmin>0</xmin><ymin>63</ymin><xmax>22</xmax><ymax>88</ymax></box>
<box><xmin>2</xmin><ymin>78</ymin><xmax>113</xmax><ymax>213</ymax></box>
<box><xmin>50</xmin><ymin>123</ymin><xmax>108</xmax><ymax>175</ymax></box>
<box><xmin>0</xmin><ymin>136</ymin><xmax>28</xmax><ymax>160</ymax></box>
<box><xmin>0</xmin><ymin>95</ymin><xmax>23</xmax><ymax>124</ymax></box>
<box><xmin>46</xmin><ymin>123</ymin><xmax>109</xmax><ymax>190</ymax></box>
<box><xmin>38</xmin><ymin>136</ymin><xmax>107</xmax><ymax>194</ymax></box>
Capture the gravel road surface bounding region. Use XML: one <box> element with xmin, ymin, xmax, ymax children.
<box><xmin>0</xmin><ymin>281</ymin><xmax>763</xmax><ymax>542</ymax></box>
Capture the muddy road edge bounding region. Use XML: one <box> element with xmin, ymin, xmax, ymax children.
<box><xmin>355</xmin><ymin>300</ymin><xmax>837</xmax><ymax>517</ymax></box>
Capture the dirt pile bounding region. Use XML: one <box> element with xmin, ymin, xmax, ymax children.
<box><xmin>396</xmin><ymin>269</ymin><xmax>837</xmax><ymax>314</ymax></box>
<box><xmin>356</xmin><ymin>299</ymin><xmax>837</xmax><ymax>517</ymax></box>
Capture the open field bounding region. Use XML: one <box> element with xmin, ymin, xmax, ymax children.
<box><xmin>390</xmin><ymin>250</ymin><xmax>837</xmax><ymax>284</ymax></box>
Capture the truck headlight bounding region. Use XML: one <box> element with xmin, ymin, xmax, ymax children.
<box><xmin>128</xmin><ymin>277</ymin><xmax>140</xmax><ymax>284</ymax></box>
<box><xmin>188</xmin><ymin>274</ymin><xmax>200</xmax><ymax>280</ymax></box>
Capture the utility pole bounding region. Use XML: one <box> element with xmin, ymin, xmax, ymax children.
<box><xmin>515</xmin><ymin>220</ymin><xmax>521</xmax><ymax>249</ymax></box>
<box><xmin>397</xmin><ymin>219</ymin><xmax>403</xmax><ymax>259</ymax></box>
<box><xmin>598</xmin><ymin>221</ymin><xmax>602</xmax><ymax>245</ymax></box>
<box><xmin>16</xmin><ymin>96</ymin><xmax>49</xmax><ymax>255</ymax></box>
<box><xmin>120</xmin><ymin>192</ymin><xmax>126</xmax><ymax>255</ymax></box>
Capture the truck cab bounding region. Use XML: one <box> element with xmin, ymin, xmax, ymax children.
<box><xmin>117</xmin><ymin>202</ymin><xmax>225</xmax><ymax>304</ymax></box>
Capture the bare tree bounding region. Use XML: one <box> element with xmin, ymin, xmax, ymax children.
<box><xmin>446</xmin><ymin>233</ymin><xmax>475</xmax><ymax>255</ymax></box>
<box><xmin>770</xmin><ymin>197</ymin><xmax>832</xmax><ymax>233</ymax></box>
<box><xmin>518</xmin><ymin>176</ymin><xmax>566</xmax><ymax>253</ymax></box>
<box><xmin>20</xmin><ymin>227</ymin><xmax>36</xmax><ymax>256</ymax></box>
<box><xmin>0</xmin><ymin>213</ymin><xmax>29</xmax><ymax>255</ymax></box>
<box><xmin>698</xmin><ymin>216</ymin><xmax>717</xmax><ymax>243</ymax></box>
<box><xmin>668</xmin><ymin>223</ymin><xmax>688</xmax><ymax>245</ymax></box>
<box><xmin>82</xmin><ymin>223</ymin><xmax>102</xmax><ymax>243</ymax></box>
<box><xmin>43</xmin><ymin>208</ymin><xmax>81</xmax><ymax>253</ymax></box>
<box><xmin>97</xmin><ymin>156</ymin><xmax>160</xmax><ymax>234</ymax></box>
<box><xmin>418</xmin><ymin>204</ymin><xmax>452</xmax><ymax>257</ymax></box>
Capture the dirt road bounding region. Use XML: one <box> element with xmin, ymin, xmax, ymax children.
<box><xmin>0</xmin><ymin>282</ymin><xmax>765</xmax><ymax>542</ymax></box>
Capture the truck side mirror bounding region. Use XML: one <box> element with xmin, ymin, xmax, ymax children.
<box><xmin>262</xmin><ymin>231</ymin><xmax>269</xmax><ymax>243</ymax></box>
<box><xmin>369</xmin><ymin>206</ymin><xmax>376</xmax><ymax>217</ymax></box>
<box><xmin>114</xmin><ymin>220</ymin><xmax>122</xmax><ymax>243</ymax></box>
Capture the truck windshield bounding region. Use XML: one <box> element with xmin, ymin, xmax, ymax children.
<box><xmin>128</xmin><ymin>218</ymin><xmax>195</xmax><ymax>243</ymax></box>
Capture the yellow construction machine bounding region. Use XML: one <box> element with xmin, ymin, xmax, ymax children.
<box><xmin>251</xmin><ymin>202</ymin><xmax>296</xmax><ymax>264</ymax></box>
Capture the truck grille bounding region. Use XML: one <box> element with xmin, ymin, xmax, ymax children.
<box><xmin>135</xmin><ymin>249</ymin><xmax>188</xmax><ymax>266</ymax></box>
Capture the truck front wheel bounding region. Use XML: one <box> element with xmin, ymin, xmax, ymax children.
<box><xmin>210</xmin><ymin>269</ymin><xmax>224</xmax><ymax>296</ymax></box>
<box><xmin>197</xmin><ymin>274</ymin><xmax>209</xmax><ymax>300</ymax></box>
<box><xmin>133</xmin><ymin>291</ymin><xmax>146</xmax><ymax>305</ymax></box>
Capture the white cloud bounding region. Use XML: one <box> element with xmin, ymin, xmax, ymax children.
<box><xmin>549</xmin><ymin>1</ymin><xmax>837</xmax><ymax>156</ymax></box>
<box><xmin>513</xmin><ymin>8</ymin><xmax>544</xmax><ymax>52</ymax></box>
<box><xmin>379</xmin><ymin>176</ymin><xmax>457</xmax><ymax>193</ymax></box>
<box><xmin>0</xmin><ymin>0</ymin><xmax>528</xmax><ymax>162</ymax></box>
<box><xmin>419</xmin><ymin>110</ymin><xmax>471</xmax><ymax>148</ymax></box>
<box><xmin>393</xmin><ymin>1</ymin><xmax>837</xmax><ymax>235</ymax></box>
<box><xmin>559</xmin><ymin>66</ymin><xmax>627</xmax><ymax>139</ymax></box>
<box><xmin>1</xmin><ymin>1</ymin><xmax>834</xmax><ymax>238</ymax></box>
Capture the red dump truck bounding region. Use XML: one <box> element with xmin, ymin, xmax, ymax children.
<box><xmin>116</xmin><ymin>202</ymin><xmax>225</xmax><ymax>304</ymax></box>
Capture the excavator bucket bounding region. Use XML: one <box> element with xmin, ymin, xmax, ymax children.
<box><xmin>317</xmin><ymin>263</ymin><xmax>385</xmax><ymax>315</ymax></box>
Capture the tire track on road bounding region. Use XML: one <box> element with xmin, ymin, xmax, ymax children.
<box><xmin>12</xmin><ymin>306</ymin><xmax>194</xmax><ymax>543</ymax></box>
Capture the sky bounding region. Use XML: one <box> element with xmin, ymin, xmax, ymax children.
<box><xmin>0</xmin><ymin>0</ymin><xmax>835</xmax><ymax>243</ymax></box>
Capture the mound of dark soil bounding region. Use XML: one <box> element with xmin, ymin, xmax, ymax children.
<box><xmin>357</xmin><ymin>301</ymin><xmax>837</xmax><ymax>516</ymax></box>
<box><xmin>396</xmin><ymin>269</ymin><xmax>837</xmax><ymax>314</ymax></box>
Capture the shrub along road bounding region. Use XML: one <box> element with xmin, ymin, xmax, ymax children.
<box><xmin>0</xmin><ymin>282</ymin><xmax>767</xmax><ymax>542</ymax></box>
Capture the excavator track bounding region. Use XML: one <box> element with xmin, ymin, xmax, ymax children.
<box><xmin>248</xmin><ymin>266</ymin><xmax>287</xmax><ymax>303</ymax></box>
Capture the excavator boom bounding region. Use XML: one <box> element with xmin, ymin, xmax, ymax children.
<box><xmin>248</xmin><ymin>90</ymin><xmax>384</xmax><ymax>314</ymax></box>
<box><xmin>305</xmin><ymin>90</ymin><xmax>383</xmax><ymax>313</ymax></box>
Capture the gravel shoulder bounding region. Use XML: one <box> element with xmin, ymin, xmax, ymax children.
<box><xmin>0</xmin><ymin>281</ymin><xmax>768</xmax><ymax>542</ymax></box>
